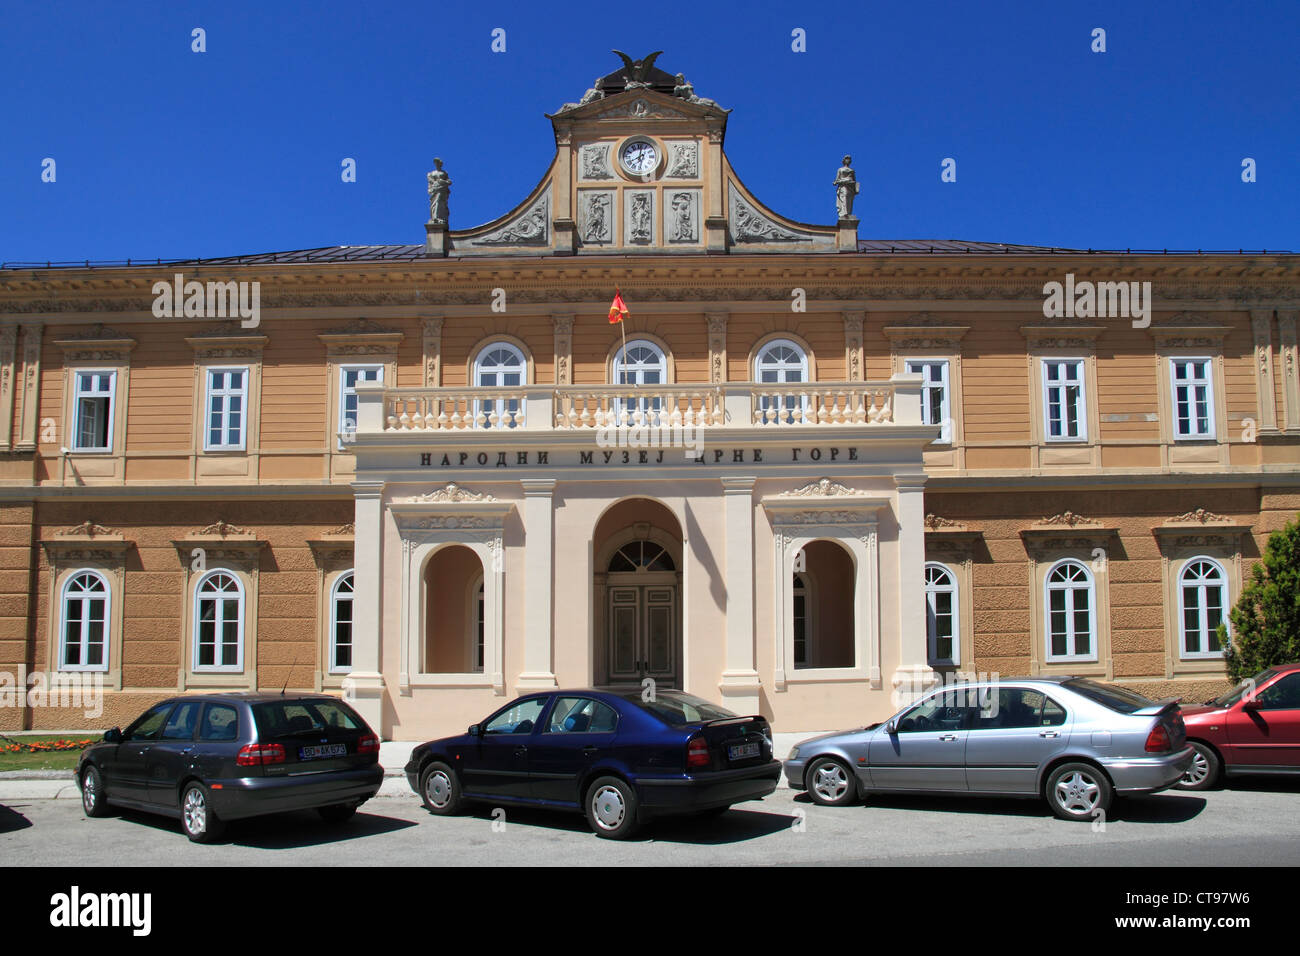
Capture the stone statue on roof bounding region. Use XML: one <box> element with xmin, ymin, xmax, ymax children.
<box><xmin>673</xmin><ymin>72</ymin><xmax>719</xmax><ymax>109</ymax></box>
<box><xmin>614</xmin><ymin>49</ymin><xmax>663</xmax><ymax>90</ymax></box>
<box><xmin>834</xmin><ymin>155</ymin><xmax>859</xmax><ymax>219</ymax></box>
<box><xmin>427</xmin><ymin>158</ymin><xmax>451</xmax><ymax>225</ymax></box>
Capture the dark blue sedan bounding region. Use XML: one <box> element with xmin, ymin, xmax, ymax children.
<box><xmin>403</xmin><ymin>689</ymin><xmax>781</xmax><ymax>838</ymax></box>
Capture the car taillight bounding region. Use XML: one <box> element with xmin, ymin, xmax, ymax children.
<box><xmin>236</xmin><ymin>743</ymin><xmax>286</xmax><ymax>766</ymax></box>
<box><xmin>1144</xmin><ymin>724</ymin><xmax>1171</xmax><ymax>753</ymax></box>
<box><xmin>686</xmin><ymin>735</ymin><xmax>710</xmax><ymax>770</ymax></box>
<box><xmin>359</xmin><ymin>734</ymin><xmax>379</xmax><ymax>754</ymax></box>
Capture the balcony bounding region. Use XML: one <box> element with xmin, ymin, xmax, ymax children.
<box><xmin>356</xmin><ymin>376</ymin><xmax>922</xmax><ymax>434</ymax></box>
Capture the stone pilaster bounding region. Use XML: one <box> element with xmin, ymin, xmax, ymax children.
<box><xmin>843</xmin><ymin>310</ymin><xmax>865</xmax><ymax>382</ymax></box>
<box><xmin>16</xmin><ymin>323</ymin><xmax>42</xmax><ymax>451</ymax></box>
<box><xmin>552</xmin><ymin>314</ymin><xmax>574</xmax><ymax>385</ymax></box>
<box><xmin>1278</xmin><ymin>310</ymin><xmax>1299</xmax><ymax>431</ymax></box>
<box><xmin>719</xmin><ymin>476</ymin><xmax>761</xmax><ymax>712</ymax></box>
<box><xmin>1249</xmin><ymin>309</ymin><xmax>1278</xmax><ymax>432</ymax></box>
<box><xmin>348</xmin><ymin>481</ymin><xmax>387</xmax><ymax>731</ymax></box>
<box><xmin>517</xmin><ymin>478</ymin><xmax>559</xmax><ymax>690</ymax></box>
<box><xmin>706</xmin><ymin>312</ymin><xmax>727</xmax><ymax>384</ymax></box>
<box><xmin>421</xmin><ymin>316</ymin><xmax>443</xmax><ymax>387</ymax></box>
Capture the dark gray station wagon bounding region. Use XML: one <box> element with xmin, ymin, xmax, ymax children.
<box><xmin>77</xmin><ymin>692</ymin><xmax>384</xmax><ymax>842</ymax></box>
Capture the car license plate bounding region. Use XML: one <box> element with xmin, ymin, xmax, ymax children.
<box><xmin>728</xmin><ymin>741</ymin><xmax>760</xmax><ymax>761</ymax></box>
<box><xmin>300</xmin><ymin>743</ymin><xmax>347</xmax><ymax>760</ymax></box>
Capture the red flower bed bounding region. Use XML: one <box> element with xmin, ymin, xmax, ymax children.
<box><xmin>3</xmin><ymin>738</ymin><xmax>96</xmax><ymax>754</ymax></box>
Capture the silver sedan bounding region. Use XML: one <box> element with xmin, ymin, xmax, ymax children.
<box><xmin>783</xmin><ymin>676</ymin><xmax>1193</xmax><ymax>821</ymax></box>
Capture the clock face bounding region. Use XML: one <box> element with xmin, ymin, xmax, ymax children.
<box><xmin>620</xmin><ymin>140</ymin><xmax>659</xmax><ymax>175</ymax></box>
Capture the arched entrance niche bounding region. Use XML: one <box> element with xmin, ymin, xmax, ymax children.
<box><xmin>591</xmin><ymin>498</ymin><xmax>684</xmax><ymax>688</ymax></box>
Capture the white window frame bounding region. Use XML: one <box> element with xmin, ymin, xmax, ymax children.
<box><xmin>330</xmin><ymin>571</ymin><xmax>355</xmax><ymax>674</ymax></box>
<box><xmin>792</xmin><ymin>571</ymin><xmax>814</xmax><ymax>668</ymax></box>
<box><xmin>1044</xmin><ymin>559</ymin><xmax>1097</xmax><ymax>662</ymax></box>
<box><xmin>338</xmin><ymin>365</ymin><xmax>383</xmax><ymax>450</ymax></box>
<box><xmin>756</xmin><ymin>339</ymin><xmax>810</xmax><ymax>425</ymax></box>
<box><xmin>907</xmin><ymin>359</ymin><xmax>951</xmax><ymax>443</ymax></box>
<box><xmin>1170</xmin><ymin>357</ymin><xmax>1216</xmax><ymax>440</ymax></box>
<box><xmin>193</xmin><ymin>570</ymin><xmax>245</xmax><ymax>672</ymax></box>
<box><xmin>924</xmin><ymin>562</ymin><xmax>959</xmax><ymax>666</ymax></box>
<box><xmin>204</xmin><ymin>367</ymin><xmax>249</xmax><ymax>451</ymax></box>
<box><xmin>59</xmin><ymin>570</ymin><xmax>111</xmax><ymax>672</ymax></box>
<box><xmin>71</xmin><ymin>370</ymin><xmax>117</xmax><ymax>453</ymax></box>
<box><xmin>1042</xmin><ymin>359</ymin><xmax>1087</xmax><ymax>442</ymax></box>
<box><xmin>612</xmin><ymin>339</ymin><xmax>668</xmax><ymax>425</ymax></box>
<box><xmin>473</xmin><ymin>342</ymin><xmax>526</xmax><ymax>428</ymax></box>
<box><xmin>1178</xmin><ymin>557</ymin><xmax>1229</xmax><ymax>659</ymax></box>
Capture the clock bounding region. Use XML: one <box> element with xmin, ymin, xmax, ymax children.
<box><xmin>619</xmin><ymin>139</ymin><xmax>659</xmax><ymax>176</ymax></box>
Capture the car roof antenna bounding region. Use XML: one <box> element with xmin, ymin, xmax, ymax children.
<box><xmin>282</xmin><ymin>644</ymin><xmax>304</xmax><ymax>696</ymax></box>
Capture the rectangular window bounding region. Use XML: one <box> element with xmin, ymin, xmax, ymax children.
<box><xmin>72</xmin><ymin>371</ymin><xmax>116</xmax><ymax>451</ymax></box>
<box><xmin>1042</xmin><ymin>359</ymin><xmax>1086</xmax><ymax>441</ymax></box>
<box><xmin>338</xmin><ymin>365</ymin><xmax>383</xmax><ymax>450</ymax></box>
<box><xmin>1171</xmin><ymin>358</ymin><xmax>1215</xmax><ymax>439</ymax></box>
<box><xmin>205</xmin><ymin>368</ymin><xmax>247</xmax><ymax>451</ymax></box>
<box><xmin>906</xmin><ymin>360</ymin><xmax>951</xmax><ymax>443</ymax></box>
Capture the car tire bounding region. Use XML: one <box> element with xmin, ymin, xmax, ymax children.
<box><xmin>317</xmin><ymin>803</ymin><xmax>358</xmax><ymax>824</ymax></box>
<box><xmin>1045</xmin><ymin>762</ymin><xmax>1112</xmax><ymax>822</ymax></box>
<box><xmin>806</xmin><ymin>757</ymin><xmax>857</xmax><ymax>807</ymax></box>
<box><xmin>80</xmin><ymin>765</ymin><xmax>111</xmax><ymax>818</ymax></box>
<box><xmin>179</xmin><ymin>782</ymin><xmax>226</xmax><ymax>843</ymax></box>
<box><xmin>585</xmin><ymin>776</ymin><xmax>640</xmax><ymax>840</ymax></box>
<box><xmin>420</xmin><ymin>761</ymin><xmax>462</xmax><ymax>815</ymax></box>
<box><xmin>1177</xmin><ymin>741</ymin><xmax>1222</xmax><ymax>791</ymax></box>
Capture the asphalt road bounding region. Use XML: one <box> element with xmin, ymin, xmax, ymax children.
<box><xmin>4</xmin><ymin>779</ymin><xmax>1299</xmax><ymax>866</ymax></box>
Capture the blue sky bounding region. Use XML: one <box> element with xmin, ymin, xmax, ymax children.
<box><xmin>2</xmin><ymin>0</ymin><xmax>1296</xmax><ymax>264</ymax></box>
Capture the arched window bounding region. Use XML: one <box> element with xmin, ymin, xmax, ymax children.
<box><xmin>1180</xmin><ymin>558</ymin><xmax>1228</xmax><ymax>658</ymax></box>
<box><xmin>611</xmin><ymin>340</ymin><xmax>668</xmax><ymax>425</ymax></box>
<box><xmin>607</xmin><ymin>540</ymin><xmax>676</xmax><ymax>573</ymax></box>
<box><xmin>793</xmin><ymin>571</ymin><xmax>811</xmax><ymax>667</ymax></box>
<box><xmin>473</xmin><ymin>342</ymin><xmax>526</xmax><ymax>428</ymax></box>
<box><xmin>330</xmin><ymin>572</ymin><xmax>354</xmax><ymax>673</ymax></box>
<box><xmin>924</xmin><ymin>563</ymin><xmax>959</xmax><ymax>665</ymax></box>
<box><xmin>194</xmin><ymin>571</ymin><xmax>244</xmax><ymax>672</ymax></box>
<box><xmin>754</xmin><ymin>339</ymin><xmax>809</xmax><ymax>424</ymax></box>
<box><xmin>60</xmin><ymin>570</ymin><xmax>109</xmax><ymax>671</ymax></box>
<box><xmin>1045</xmin><ymin>560</ymin><xmax>1095</xmax><ymax>662</ymax></box>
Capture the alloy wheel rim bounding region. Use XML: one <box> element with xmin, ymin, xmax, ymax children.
<box><xmin>183</xmin><ymin>788</ymin><xmax>206</xmax><ymax>835</ymax></box>
<box><xmin>813</xmin><ymin>764</ymin><xmax>848</xmax><ymax>801</ymax></box>
<box><xmin>426</xmin><ymin>771</ymin><xmax>451</xmax><ymax>808</ymax></box>
<box><xmin>1055</xmin><ymin>771</ymin><xmax>1101</xmax><ymax>814</ymax></box>
<box><xmin>82</xmin><ymin>772</ymin><xmax>96</xmax><ymax>812</ymax></box>
<box><xmin>1184</xmin><ymin>752</ymin><xmax>1208</xmax><ymax>786</ymax></box>
<box><xmin>592</xmin><ymin>786</ymin><xmax>625</xmax><ymax>829</ymax></box>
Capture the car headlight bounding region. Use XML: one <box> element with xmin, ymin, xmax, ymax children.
<box><xmin>787</xmin><ymin>746</ymin><xmax>800</xmax><ymax>761</ymax></box>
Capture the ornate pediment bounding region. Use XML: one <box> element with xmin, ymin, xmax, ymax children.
<box><xmin>52</xmin><ymin>324</ymin><xmax>136</xmax><ymax>360</ymax></box>
<box><xmin>1038</xmin><ymin>511</ymin><xmax>1102</xmax><ymax>527</ymax></box>
<box><xmin>57</xmin><ymin>520</ymin><xmax>118</xmax><ymax>537</ymax></box>
<box><xmin>196</xmin><ymin>520</ymin><xmax>251</xmax><ymax>537</ymax></box>
<box><xmin>407</xmin><ymin>482</ymin><xmax>496</xmax><ymax>503</ymax></box>
<box><xmin>779</xmin><ymin>478</ymin><xmax>862</xmax><ymax>498</ymax></box>
<box><xmin>1167</xmin><ymin>508</ymin><xmax>1231</xmax><ymax>524</ymax></box>
<box><xmin>469</xmin><ymin>191</ymin><xmax>551</xmax><ymax>247</ymax></box>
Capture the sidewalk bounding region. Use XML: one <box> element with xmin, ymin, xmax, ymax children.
<box><xmin>0</xmin><ymin>733</ymin><xmax>822</xmax><ymax>801</ymax></box>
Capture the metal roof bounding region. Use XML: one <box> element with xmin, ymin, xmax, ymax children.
<box><xmin>1</xmin><ymin>240</ymin><xmax>1291</xmax><ymax>271</ymax></box>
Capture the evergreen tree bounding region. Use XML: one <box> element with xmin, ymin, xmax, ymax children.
<box><xmin>1222</xmin><ymin>513</ymin><xmax>1300</xmax><ymax>682</ymax></box>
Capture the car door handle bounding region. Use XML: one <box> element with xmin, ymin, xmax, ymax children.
<box><xmin>1039</xmin><ymin>731</ymin><xmax>1060</xmax><ymax>738</ymax></box>
<box><xmin>513</xmin><ymin>746</ymin><xmax>528</xmax><ymax>756</ymax></box>
<box><xmin>582</xmin><ymin>746</ymin><xmax>598</xmax><ymax>755</ymax></box>
<box><xmin>938</xmin><ymin>734</ymin><xmax>959</xmax><ymax>741</ymax></box>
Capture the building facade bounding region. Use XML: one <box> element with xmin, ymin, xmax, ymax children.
<box><xmin>2</xmin><ymin>57</ymin><xmax>1299</xmax><ymax>738</ymax></box>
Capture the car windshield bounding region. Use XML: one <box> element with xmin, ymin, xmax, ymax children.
<box><xmin>627</xmin><ymin>691</ymin><xmax>736</xmax><ymax>726</ymax></box>
<box><xmin>1062</xmin><ymin>678</ymin><xmax>1155</xmax><ymax>714</ymax></box>
<box><xmin>1211</xmin><ymin>669</ymin><xmax>1277</xmax><ymax>707</ymax></box>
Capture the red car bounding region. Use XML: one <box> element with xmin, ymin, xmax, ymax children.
<box><xmin>1177</xmin><ymin>663</ymin><xmax>1300</xmax><ymax>789</ymax></box>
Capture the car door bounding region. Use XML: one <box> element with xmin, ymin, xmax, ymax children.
<box><xmin>867</xmin><ymin>691</ymin><xmax>971</xmax><ymax>792</ymax></box>
<box><xmin>1225</xmin><ymin>672</ymin><xmax>1300</xmax><ymax>769</ymax></box>
<box><xmin>529</xmin><ymin>696</ymin><xmax>620</xmax><ymax>806</ymax></box>
<box><xmin>112</xmin><ymin>702</ymin><xmax>175</xmax><ymax>803</ymax></box>
<box><xmin>459</xmin><ymin>696</ymin><xmax>548</xmax><ymax>800</ymax></box>
<box><xmin>964</xmin><ymin>688</ymin><xmax>1071</xmax><ymax>794</ymax></box>
<box><xmin>146</xmin><ymin>699</ymin><xmax>203</xmax><ymax>806</ymax></box>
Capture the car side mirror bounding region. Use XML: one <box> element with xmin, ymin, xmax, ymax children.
<box><xmin>467</xmin><ymin>724</ymin><xmax>480</xmax><ymax>736</ymax></box>
<box><xmin>885</xmin><ymin>720</ymin><xmax>898</xmax><ymax>735</ymax></box>
<box><xmin>103</xmin><ymin>727</ymin><xmax>122</xmax><ymax>743</ymax></box>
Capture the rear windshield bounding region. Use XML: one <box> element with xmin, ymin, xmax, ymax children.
<box><xmin>252</xmin><ymin>699</ymin><xmax>363</xmax><ymax>738</ymax></box>
<box><xmin>625</xmin><ymin>692</ymin><xmax>736</xmax><ymax>726</ymax></box>
<box><xmin>1063</xmin><ymin>678</ymin><xmax>1154</xmax><ymax>714</ymax></box>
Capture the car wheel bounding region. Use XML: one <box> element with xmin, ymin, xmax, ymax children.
<box><xmin>1177</xmin><ymin>742</ymin><xmax>1222</xmax><ymax>791</ymax></box>
<box><xmin>806</xmin><ymin>757</ymin><xmax>856</xmax><ymax>807</ymax></box>
<box><xmin>420</xmin><ymin>761</ymin><xmax>461</xmax><ymax>815</ymax></box>
<box><xmin>80</xmin><ymin>766</ymin><xmax>111</xmax><ymax>818</ymax></box>
<box><xmin>317</xmin><ymin>803</ymin><xmax>358</xmax><ymax>824</ymax></box>
<box><xmin>1045</xmin><ymin>763</ymin><xmax>1112</xmax><ymax>822</ymax></box>
<box><xmin>585</xmin><ymin>776</ymin><xmax>640</xmax><ymax>840</ymax></box>
<box><xmin>180</xmin><ymin>782</ymin><xmax>226</xmax><ymax>843</ymax></box>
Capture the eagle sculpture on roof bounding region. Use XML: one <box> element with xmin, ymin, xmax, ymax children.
<box><xmin>612</xmin><ymin>50</ymin><xmax>664</xmax><ymax>88</ymax></box>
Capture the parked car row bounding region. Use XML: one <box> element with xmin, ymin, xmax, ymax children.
<box><xmin>75</xmin><ymin>665</ymin><xmax>1300</xmax><ymax>842</ymax></box>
